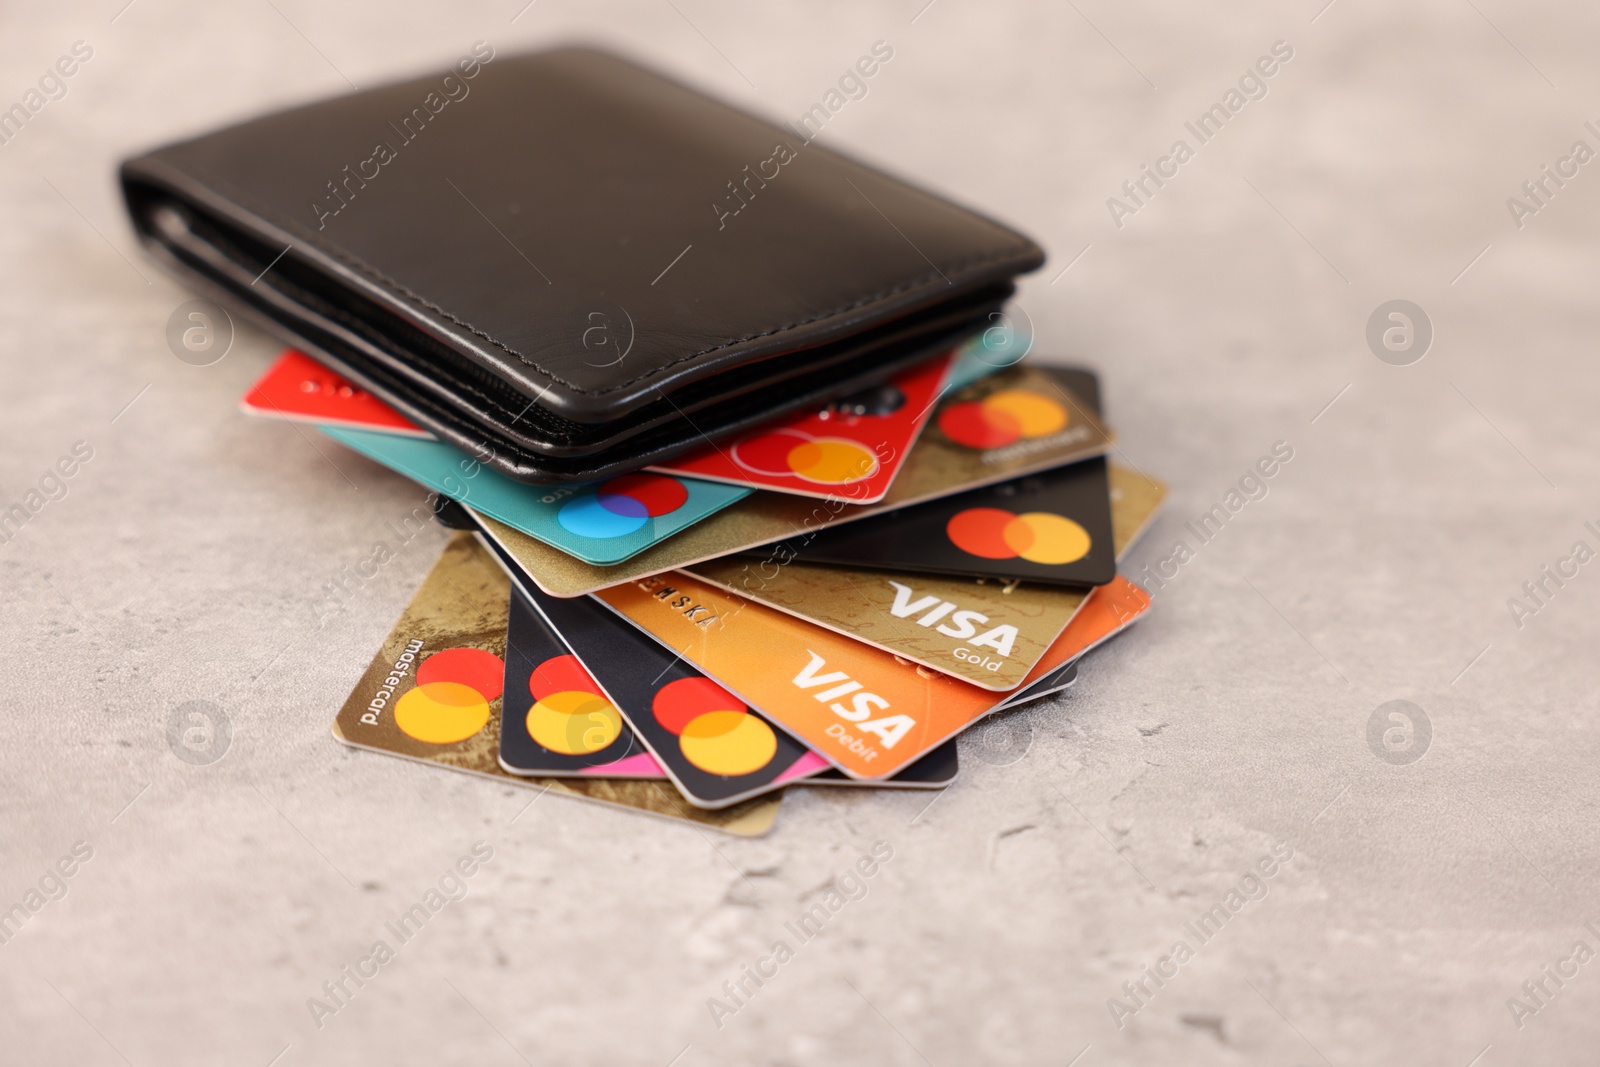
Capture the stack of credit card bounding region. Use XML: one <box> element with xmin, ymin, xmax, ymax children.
<box><xmin>244</xmin><ymin>340</ymin><xmax>1167</xmax><ymax>836</ymax></box>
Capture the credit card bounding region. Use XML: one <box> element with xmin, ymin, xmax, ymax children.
<box><xmin>763</xmin><ymin>456</ymin><xmax>1117</xmax><ymax>587</ymax></box>
<box><xmin>503</xmin><ymin>583</ymin><xmax>956</xmax><ymax>790</ymax></box>
<box><xmin>249</xmin><ymin>344</ymin><xmax>988</xmax><ymax>442</ymax></box>
<box><xmin>592</xmin><ymin>570</ymin><xmax>1152</xmax><ymax>779</ymax></box>
<box><xmin>689</xmin><ymin>466</ymin><xmax>1165</xmax><ymax>689</ymax></box>
<box><xmin>484</xmin><ymin>520</ymin><xmax>958</xmax><ymax>792</ymax></box>
<box><xmin>475</xmin><ymin>533</ymin><xmax>827</xmax><ymax>807</ymax></box>
<box><xmin>322</xmin><ymin>427</ymin><xmax>751</xmax><ymax>566</ymax></box>
<box><xmin>242</xmin><ymin>349</ymin><xmax>430</xmax><ymax>437</ymax></box>
<box><xmin>518</xmin><ymin>581</ymin><xmax>827</xmax><ymax>810</ymax></box>
<box><xmin>331</xmin><ymin>534</ymin><xmax>780</xmax><ymax>835</ymax></box>
<box><xmin>649</xmin><ymin>352</ymin><xmax>952</xmax><ymax>504</ymax></box>
<box><xmin>249</xmin><ymin>344</ymin><xmax>989</xmax><ymax>442</ymax></box>
<box><xmin>942</xmin><ymin>330</ymin><xmax>1030</xmax><ymax>393</ymax></box>
<box><xmin>471</xmin><ymin>364</ymin><xmax>1111</xmax><ymax>597</ymax></box>
<box><xmin>997</xmin><ymin>660</ymin><xmax>1079</xmax><ymax>709</ymax></box>
<box><xmin>499</xmin><ymin>589</ymin><xmax>664</xmax><ymax>778</ymax></box>
<box><xmin>804</xmin><ymin>740</ymin><xmax>959</xmax><ymax>789</ymax></box>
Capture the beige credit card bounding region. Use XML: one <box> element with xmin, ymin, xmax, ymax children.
<box><xmin>687</xmin><ymin>466</ymin><xmax>1167</xmax><ymax>690</ymax></box>
<box><xmin>331</xmin><ymin>533</ymin><xmax>781</xmax><ymax>837</ymax></box>
<box><xmin>474</xmin><ymin>365</ymin><xmax>1112</xmax><ymax>598</ymax></box>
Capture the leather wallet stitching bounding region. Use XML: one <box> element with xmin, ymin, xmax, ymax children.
<box><xmin>191</xmin><ymin>166</ymin><xmax>1035</xmax><ymax>398</ymax></box>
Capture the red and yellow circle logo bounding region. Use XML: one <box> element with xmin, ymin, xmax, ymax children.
<box><xmin>938</xmin><ymin>390</ymin><xmax>1068</xmax><ymax>449</ymax></box>
<box><xmin>394</xmin><ymin>647</ymin><xmax>505</xmax><ymax>744</ymax></box>
<box><xmin>731</xmin><ymin>429</ymin><xmax>879</xmax><ymax>486</ymax></box>
<box><xmin>652</xmin><ymin>676</ymin><xmax>777</xmax><ymax>776</ymax></box>
<box><xmin>525</xmin><ymin>653</ymin><xmax>623</xmax><ymax>755</ymax></box>
<box><xmin>946</xmin><ymin>507</ymin><xmax>1092</xmax><ymax>565</ymax></box>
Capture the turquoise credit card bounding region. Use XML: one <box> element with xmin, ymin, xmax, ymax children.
<box><xmin>320</xmin><ymin>427</ymin><xmax>752</xmax><ymax>566</ymax></box>
<box><xmin>944</xmin><ymin>327</ymin><xmax>1030</xmax><ymax>394</ymax></box>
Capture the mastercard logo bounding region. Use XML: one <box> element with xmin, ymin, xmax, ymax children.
<box><xmin>731</xmin><ymin>429</ymin><xmax>879</xmax><ymax>486</ymax></box>
<box><xmin>946</xmin><ymin>507</ymin><xmax>1092</xmax><ymax>565</ymax></box>
<box><xmin>525</xmin><ymin>653</ymin><xmax>624</xmax><ymax>756</ymax></box>
<box><xmin>557</xmin><ymin>473</ymin><xmax>689</xmax><ymax>539</ymax></box>
<box><xmin>652</xmin><ymin>676</ymin><xmax>777</xmax><ymax>777</ymax></box>
<box><xmin>394</xmin><ymin>646</ymin><xmax>506</xmax><ymax>744</ymax></box>
<box><xmin>938</xmin><ymin>390</ymin><xmax>1069</xmax><ymax>449</ymax></box>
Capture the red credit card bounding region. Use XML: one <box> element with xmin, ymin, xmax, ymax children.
<box><xmin>647</xmin><ymin>351</ymin><xmax>954</xmax><ymax>504</ymax></box>
<box><xmin>241</xmin><ymin>350</ymin><xmax>430</xmax><ymax>437</ymax></box>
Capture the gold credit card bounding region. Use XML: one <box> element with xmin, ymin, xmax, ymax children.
<box><xmin>475</xmin><ymin>365</ymin><xmax>1112</xmax><ymax>597</ymax></box>
<box><xmin>688</xmin><ymin>466</ymin><xmax>1167</xmax><ymax>690</ymax></box>
<box><xmin>331</xmin><ymin>534</ymin><xmax>781</xmax><ymax>836</ymax></box>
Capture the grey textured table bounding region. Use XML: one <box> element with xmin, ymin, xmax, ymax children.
<box><xmin>4</xmin><ymin>2</ymin><xmax>1598</xmax><ymax>1064</ymax></box>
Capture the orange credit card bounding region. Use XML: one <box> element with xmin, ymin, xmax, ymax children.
<box><xmin>593</xmin><ymin>571</ymin><xmax>1150</xmax><ymax>779</ymax></box>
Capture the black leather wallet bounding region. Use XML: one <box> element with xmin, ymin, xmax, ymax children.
<box><xmin>121</xmin><ymin>45</ymin><xmax>1044</xmax><ymax>483</ymax></box>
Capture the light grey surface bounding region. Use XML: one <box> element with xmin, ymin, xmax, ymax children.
<box><xmin>3</xmin><ymin>1</ymin><xmax>1599</xmax><ymax>1064</ymax></box>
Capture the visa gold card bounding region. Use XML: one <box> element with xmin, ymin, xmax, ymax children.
<box><xmin>688</xmin><ymin>466</ymin><xmax>1166</xmax><ymax>689</ymax></box>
